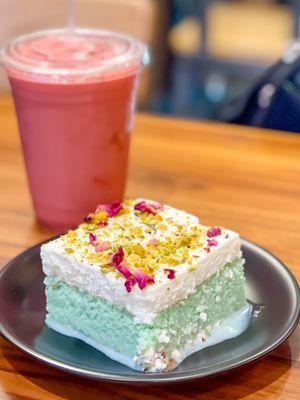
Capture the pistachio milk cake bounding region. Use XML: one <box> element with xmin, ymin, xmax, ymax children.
<box><xmin>41</xmin><ymin>199</ymin><xmax>250</xmax><ymax>372</ymax></box>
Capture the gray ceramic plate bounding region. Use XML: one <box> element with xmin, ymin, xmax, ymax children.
<box><xmin>0</xmin><ymin>239</ymin><xmax>299</xmax><ymax>383</ymax></box>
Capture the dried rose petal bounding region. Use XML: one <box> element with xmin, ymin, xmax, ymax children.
<box><xmin>134</xmin><ymin>269</ymin><xmax>155</xmax><ymax>289</ymax></box>
<box><xmin>164</xmin><ymin>268</ymin><xmax>176</xmax><ymax>280</ymax></box>
<box><xmin>207</xmin><ymin>239</ymin><xmax>218</xmax><ymax>247</ymax></box>
<box><xmin>134</xmin><ymin>200</ymin><xmax>163</xmax><ymax>215</ymax></box>
<box><xmin>151</xmin><ymin>202</ymin><xmax>165</xmax><ymax>211</ymax></box>
<box><xmin>98</xmin><ymin>220</ymin><xmax>108</xmax><ymax>227</ymax></box>
<box><xmin>110</xmin><ymin>246</ymin><xmax>155</xmax><ymax>292</ymax></box>
<box><xmin>207</xmin><ymin>227</ymin><xmax>222</xmax><ymax>238</ymax></box>
<box><xmin>89</xmin><ymin>233</ymin><xmax>97</xmax><ymax>246</ymax></box>
<box><xmin>204</xmin><ymin>247</ymin><xmax>211</xmax><ymax>253</ymax></box>
<box><xmin>95</xmin><ymin>202</ymin><xmax>123</xmax><ymax>218</ymax></box>
<box><xmin>111</xmin><ymin>248</ymin><xmax>136</xmax><ymax>286</ymax></box>
<box><xmin>112</xmin><ymin>247</ymin><xmax>124</xmax><ymax>267</ymax></box>
<box><xmin>95</xmin><ymin>241</ymin><xmax>111</xmax><ymax>252</ymax></box>
<box><xmin>134</xmin><ymin>201</ymin><xmax>154</xmax><ymax>214</ymax></box>
<box><xmin>117</xmin><ymin>262</ymin><xmax>132</xmax><ymax>280</ymax></box>
<box><xmin>125</xmin><ymin>277</ymin><xmax>136</xmax><ymax>293</ymax></box>
<box><xmin>95</xmin><ymin>204</ymin><xmax>107</xmax><ymax>213</ymax></box>
<box><xmin>148</xmin><ymin>238</ymin><xmax>160</xmax><ymax>245</ymax></box>
<box><xmin>106</xmin><ymin>201</ymin><xmax>123</xmax><ymax>217</ymax></box>
<box><xmin>84</xmin><ymin>213</ymin><xmax>94</xmax><ymax>223</ymax></box>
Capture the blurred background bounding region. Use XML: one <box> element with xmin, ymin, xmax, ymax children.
<box><xmin>1</xmin><ymin>0</ymin><xmax>299</xmax><ymax>123</ymax></box>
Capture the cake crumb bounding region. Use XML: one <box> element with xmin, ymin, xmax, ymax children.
<box><xmin>154</xmin><ymin>358</ymin><xmax>167</xmax><ymax>371</ymax></box>
<box><xmin>200</xmin><ymin>312</ymin><xmax>208</xmax><ymax>322</ymax></box>
<box><xmin>158</xmin><ymin>330</ymin><xmax>170</xmax><ymax>343</ymax></box>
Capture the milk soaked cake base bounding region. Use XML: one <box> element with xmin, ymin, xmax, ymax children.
<box><xmin>45</xmin><ymin>259</ymin><xmax>248</xmax><ymax>372</ymax></box>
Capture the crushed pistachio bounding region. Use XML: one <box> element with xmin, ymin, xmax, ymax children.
<box><xmin>58</xmin><ymin>199</ymin><xmax>226</xmax><ymax>285</ymax></box>
<box><xmin>64</xmin><ymin>248</ymin><xmax>74</xmax><ymax>254</ymax></box>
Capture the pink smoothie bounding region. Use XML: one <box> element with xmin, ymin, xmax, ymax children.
<box><xmin>1</xmin><ymin>29</ymin><xmax>146</xmax><ymax>230</ymax></box>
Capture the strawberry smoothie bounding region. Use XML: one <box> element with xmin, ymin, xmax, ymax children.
<box><xmin>1</xmin><ymin>29</ymin><xmax>146</xmax><ymax>230</ymax></box>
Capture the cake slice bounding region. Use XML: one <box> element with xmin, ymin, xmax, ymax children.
<box><xmin>41</xmin><ymin>199</ymin><xmax>250</xmax><ymax>372</ymax></box>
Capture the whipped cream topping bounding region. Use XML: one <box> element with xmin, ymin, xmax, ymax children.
<box><xmin>41</xmin><ymin>199</ymin><xmax>242</xmax><ymax>323</ymax></box>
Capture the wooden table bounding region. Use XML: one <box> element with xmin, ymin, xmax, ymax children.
<box><xmin>0</xmin><ymin>96</ymin><xmax>299</xmax><ymax>399</ymax></box>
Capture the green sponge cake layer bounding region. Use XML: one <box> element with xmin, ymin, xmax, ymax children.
<box><xmin>45</xmin><ymin>258</ymin><xmax>248</xmax><ymax>372</ymax></box>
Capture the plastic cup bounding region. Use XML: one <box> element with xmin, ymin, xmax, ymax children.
<box><xmin>1</xmin><ymin>28</ymin><xmax>147</xmax><ymax>230</ymax></box>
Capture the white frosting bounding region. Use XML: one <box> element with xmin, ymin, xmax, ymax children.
<box><xmin>41</xmin><ymin>230</ymin><xmax>241</xmax><ymax>324</ymax></box>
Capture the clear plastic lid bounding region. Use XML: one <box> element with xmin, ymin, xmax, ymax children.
<box><xmin>1</xmin><ymin>28</ymin><xmax>149</xmax><ymax>83</ymax></box>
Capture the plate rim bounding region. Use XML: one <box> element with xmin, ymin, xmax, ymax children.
<box><xmin>0</xmin><ymin>238</ymin><xmax>299</xmax><ymax>383</ymax></box>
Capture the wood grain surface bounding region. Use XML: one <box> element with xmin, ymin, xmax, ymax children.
<box><xmin>0</xmin><ymin>96</ymin><xmax>299</xmax><ymax>399</ymax></box>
